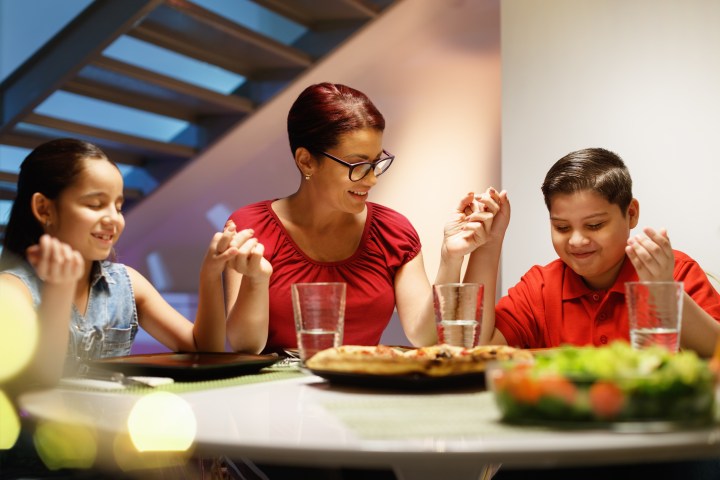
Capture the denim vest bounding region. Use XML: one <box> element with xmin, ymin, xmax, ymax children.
<box><xmin>3</xmin><ymin>260</ymin><xmax>139</xmax><ymax>363</ymax></box>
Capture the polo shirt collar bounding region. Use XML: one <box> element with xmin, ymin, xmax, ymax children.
<box><xmin>562</xmin><ymin>255</ymin><xmax>638</xmax><ymax>300</ymax></box>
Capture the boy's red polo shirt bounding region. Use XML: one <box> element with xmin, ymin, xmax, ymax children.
<box><xmin>495</xmin><ymin>251</ymin><xmax>720</xmax><ymax>349</ymax></box>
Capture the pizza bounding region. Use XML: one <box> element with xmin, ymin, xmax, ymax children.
<box><xmin>305</xmin><ymin>344</ymin><xmax>533</xmax><ymax>377</ymax></box>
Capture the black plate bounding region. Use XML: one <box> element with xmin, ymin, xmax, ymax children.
<box><xmin>87</xmin><ymin>352</ymin><xmax>280</xmax><ymax>381</ymax></box>
<box><xmin>308</xmin><ymin>369</ymin><xmax>486</xmax><ymax>391</ymax></box>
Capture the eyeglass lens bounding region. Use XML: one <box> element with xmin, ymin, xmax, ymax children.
<box><xmin>351</xmin><ymin>157</ymin><xmax>393</xmax><ymax>181</ymax></box>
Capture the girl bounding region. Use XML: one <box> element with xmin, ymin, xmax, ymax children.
<box><xmin>0</xmin><ymin>138</ymin><xmax>267</xmax><ymax>386</ymax></box>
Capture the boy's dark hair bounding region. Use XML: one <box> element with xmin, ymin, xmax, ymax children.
<box><xmin>541</xmin><ymin>147</ymin><xmax>633</xmax><ymax>214</ymax></box>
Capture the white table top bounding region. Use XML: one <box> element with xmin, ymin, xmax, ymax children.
<box><xmin>18</xmin><ymin>374</ymin><xmax>720</xmax><ymax>480</ymax></box>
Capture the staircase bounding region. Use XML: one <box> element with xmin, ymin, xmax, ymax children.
<box><xmin>0</xmin><ymin>0</ymin><xmax>397</xmax><ymax>238</ymax></box>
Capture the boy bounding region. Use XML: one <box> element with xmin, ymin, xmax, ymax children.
<box><xmin>467</xmin><ymin>147</ymin><xmax>720</xmax><ymax>356</ymax></box>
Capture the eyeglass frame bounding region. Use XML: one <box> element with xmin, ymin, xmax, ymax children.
<box><xmin>318</xmin><ymin>149</ymin><xmax>395</xmax><ymax>182</ymax></box>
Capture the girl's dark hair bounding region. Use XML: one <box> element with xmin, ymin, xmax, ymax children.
<box><xmin>1</xmin><ymin>138</ymin><xmax>111</xmax><ymax>264</ymax></box>
<box><xmin>287</xmin><ymin>82</ymin><xmax>385</xmax><ymax>156</ymax></box>
<box><xmin>541</xmin><ymin>147</ymin><xmax>633</xmax><ymax>214</ymax></box>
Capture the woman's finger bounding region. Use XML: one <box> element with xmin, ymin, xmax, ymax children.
<box><xmin>230</xmin><ymin>229</ymin><xmax>255</xmax><ymax>249</ymax></box>
<box><xmin>237</xmin><ymin>237</ymin><xmax>259</xmax><ymax>256</ymax></box>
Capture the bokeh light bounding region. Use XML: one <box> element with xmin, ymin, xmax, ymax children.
<box><xmin>113</xmin><ymin>431</ymin><xmax>191</xmax><ymax>472</ymax></box>
<box><xmin>0</xmin><ymin>280</ymin><xmax>38</xmax><ymax>382</ymax></box>
<box><xmin>0</xmin><ymin>390</ymin><xmax>21</xmax><ymax>449</ymax></box>
<box><xmin>33</xmin><ymin>421</ymin><xmax>97</xmax><ymax>470</ymax></box>
<box><xmin>127</xmin><ymin>392</ymin><xmax>196</xmax><ymax>452</ymax></box>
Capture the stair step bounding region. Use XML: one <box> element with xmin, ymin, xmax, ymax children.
<box><xmin>23</xmin><ymin>113</ymin><xmax>196</xmax><ymax>159</ymax></box>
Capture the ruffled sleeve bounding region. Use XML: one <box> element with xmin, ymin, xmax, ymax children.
<box><xmin>365</xmin><ymin>203</ymin><xmax>421</xmax><ymax>271</ymax></box>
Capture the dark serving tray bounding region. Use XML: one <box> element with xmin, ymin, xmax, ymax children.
<box><xmin>308</xmin><ymin>368</ymin><xmax>486</xmax><ymax>391</ymax></box>
<box><xmin>87</xmin><ymin>352</ymin><xmax>280</xmax><ymax>381</ymax></box>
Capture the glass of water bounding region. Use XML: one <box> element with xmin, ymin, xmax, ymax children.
<box><xmin>292</xmin><ymin>282</ymin><xmax>345</xmax><ymax>363</ymax></box>
<box><xmin>433</xmin><ymin>283</ymin><xmax>484</xmax><ymax>348</ymax></box>
<box><xmin>625</xmin><ymin>281</ymin><xmax>683</xmax><ymax>352</ymax></box>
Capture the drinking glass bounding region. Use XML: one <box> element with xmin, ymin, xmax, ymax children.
<box><xmin>433</xmin><ymin>283</ymin><xmax>484</xmax><ymax>348</ymax></box>
<box><xmin>292</xmin><ymin>282</ymin><xmax>346</xmax><ymax>363</ymax></box>
<box><xmin>625</xmin><ymin>281</ymin><xmax>683</xmax><ymax>352</ymax></box>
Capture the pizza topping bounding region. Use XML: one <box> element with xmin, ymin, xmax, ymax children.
<box><xmin>305</xmin><ymin>343</ymin><xmax>532</xmax><ymax>376</ymax></box>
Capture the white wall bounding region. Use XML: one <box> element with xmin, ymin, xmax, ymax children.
<box><xmin>501</xmin><ymin>0</ymin><xmax>720</xmax><ymax>293</ymax></box>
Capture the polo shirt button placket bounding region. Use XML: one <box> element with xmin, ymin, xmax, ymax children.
<box><xmin>600</xmin><ymin>335</ymin><xmax>608</xmax><ymax>344</ymax></box>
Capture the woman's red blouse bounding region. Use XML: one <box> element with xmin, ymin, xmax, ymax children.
<box><xmin>229</xmin><ymin>200</ymin><xmax>421</xmax><ymax>352</ymax></box>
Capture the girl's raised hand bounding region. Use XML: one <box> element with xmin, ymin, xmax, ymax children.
<box><xmin>203</xmin><ymin>220</ymin><xmax>242</xmax><ymax>276</ymax></box>
<box><xmin>221</xmin><ymin>220</ymin><xmax>272</xmax><ymax>281</ymax></box>
<box><xmin>26</xmin><ymin>234</ymin><xmax>84</xmax><ymax>285</ymax></box>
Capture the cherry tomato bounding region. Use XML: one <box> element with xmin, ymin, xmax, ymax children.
<box><xmin>504</xmin><ymin>365</ymin><xmax>542</xmax><ymax>404</ymax></box>
<box><xmin>589</xmin><ymin>381</ymin><xmax>625</xmax><ymax>419</ymax></box>
<box><xmin>538</xmin><ymin>374</ymin><xmax>578</xmax><ymax>405</ymax></box>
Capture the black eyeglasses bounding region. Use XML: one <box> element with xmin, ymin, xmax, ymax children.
<box><xmin>320</xmin><ymin>150</ymin><xmax>395</xmax><ymax>182</ymax></box>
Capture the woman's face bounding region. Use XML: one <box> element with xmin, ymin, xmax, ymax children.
<box><xmin>313</xmin><ymin>128</ymin><xmax>385</xmax><ymax>215</ymax></box>
<box><xmin>47</xmin><ymin>158</ymin><xmax>125</xmax><ymax>261</ymax></box>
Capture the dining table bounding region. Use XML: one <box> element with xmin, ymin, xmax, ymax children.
<box><xmin>15</xmin><ymin>362</ymin><xmax>720</xmax><ymax>480</ymax></box>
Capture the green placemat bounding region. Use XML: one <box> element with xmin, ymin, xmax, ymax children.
<box><xmin>149</xmin><ymin>365</ymin><xmax>305</xmax><ymax>394</ymax></box>
<box><xmin>324</xmin><ymin>391</ymin><xmax>720</xmax><ymax>440</ymax></box>
<box><xmin>61</xmin><ymin>363</ymin><xmax>306</xmax><ymax>394</ymax></box>
<box><xmin>323</xmin><ymin>391</ymin><xmax>558</xmax><ymax>440</ymax></box>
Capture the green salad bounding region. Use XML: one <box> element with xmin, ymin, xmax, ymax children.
<box><xmin>490</xmin><ymin>342</ymin><xmax>716</xmax><ymax>423</ymax></box>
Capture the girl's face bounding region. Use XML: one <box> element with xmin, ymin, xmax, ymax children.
<box><xmin>549</xmin><ymin>190</ymin><xmax>639</xmax><ymax>290</ymax></box>
<box><xmin>313</xmin><ymin>128</ymin><xmax>385</xmax><ymax>215</ymax></box>
<box><xmin>48</xmin><ymin>158</ymin><xmax>125</xmax><ymax>261</ymax></box>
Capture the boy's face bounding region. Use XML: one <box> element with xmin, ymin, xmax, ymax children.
<box><xmin>549</xmin><ymin>190</ymin><xmax>639</xmax><ymax>290</ymax></box>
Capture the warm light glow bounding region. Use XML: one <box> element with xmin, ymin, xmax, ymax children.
<box><xmin>33</xmin><ymin>421</ymin><xmax>97</xmax><ymax>470</ymax></box>
<box><xmin>127</xmin><ymin>392</ymin><xmax>196</xmax><ymax>452</ymax></box>
<box><xmin>0</xmin><ymin>391</ymin><xmax>21</xmax><ymax>449</ymax></box>
<box><xmin>0</xmin><ymin>281</ymin><xmax>38</xmax><ymax>382</ymax></box>
<box><xmin>113</xmin><ymin>431</ymin><xmax>191</xmax><ymax>472</ymax></box>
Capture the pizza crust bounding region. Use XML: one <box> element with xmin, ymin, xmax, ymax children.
<box><xmin>305</xmin><ymin>344</ymin><xmax>533</xmax><ymax>376</ymax></box>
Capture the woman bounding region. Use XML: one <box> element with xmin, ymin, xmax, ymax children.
<box><xmin>224</xmin><ymin>82</ymin><xmax>496</xmax><ymax>354</ymax></box>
